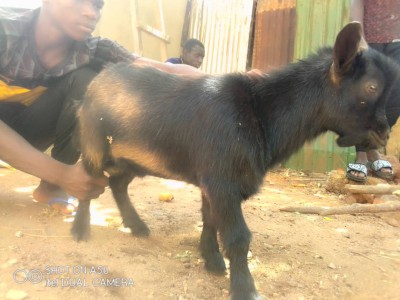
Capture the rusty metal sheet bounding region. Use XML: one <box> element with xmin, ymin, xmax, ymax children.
<box><xmin>251</xmin><ymin>0</ymin><xmax>296</xmax><ymax>72</ymax></box>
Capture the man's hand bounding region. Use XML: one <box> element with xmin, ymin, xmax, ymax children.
<box><xmin>58</xmin><ymin>162</ymin><xmax>109</xmax><ymax>200</ymax></box>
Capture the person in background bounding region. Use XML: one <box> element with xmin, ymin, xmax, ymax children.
<box><xmin>347</xmin><ymin>0</ymin><xmax>400</xmax><ymax>182</ymax></box>
<box><xmin>165</xmin><ymin>38</ymin><xmax>205</xmax><ymax>69</ymax></box>
<box><xmin>0</xmin><ymin>0</ymin><xmax>203</xmax><ymax>215</ymax></box>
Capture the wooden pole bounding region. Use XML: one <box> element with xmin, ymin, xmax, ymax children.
<box><xmin>280</xmin><ymin>202</ymin><xmax>400</xmax><ymax>216</ymax></box>
<box><xmin>345</xmin><ymin>184</ymin><xmax>400</xmax><ymax>194</ymax></box>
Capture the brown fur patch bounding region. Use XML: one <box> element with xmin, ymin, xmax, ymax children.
<box><xmin>329</xmin><ymin>63</ymin><xmax>341</xmax><ymax>86</ymax></box>
<box><xmin>111</xmin><ymin>142</ymin><xmax>172</xmax><ymax>176</ymax></box>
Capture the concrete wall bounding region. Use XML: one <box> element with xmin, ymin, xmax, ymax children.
<box><xmin>94</xmin><ymin>0</ymin><xmax>187</xmax><ymax>62</ymax></box>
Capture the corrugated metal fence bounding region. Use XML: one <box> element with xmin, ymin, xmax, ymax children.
<box><xmin>285</xmin><ymin>0</ymin><xmax>353</xmax><ymax>172</ymax></box>
<box><xmin>186</xmin><ymin>0</ymin><xmax>255</xmax><ymax>73</ymax></box>
<box><xmin>252</xmin><ymin>0</ymin><xmax>296</xmax><ymax>72</ymax></box>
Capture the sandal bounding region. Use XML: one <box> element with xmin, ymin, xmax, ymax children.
<box><xmin>346</xmin><ymin>163</ymin><xmax>368</xmax><ymax>182</ymax></box>
<box><xmin>47</xmin><ymin>197</ymin><xmax>78</xmax><ymax>216</ymax></box>
<box><xmin>369</xmin><ymin>159</ymin><xmax>393</xmax><ymax>179</ymax></box>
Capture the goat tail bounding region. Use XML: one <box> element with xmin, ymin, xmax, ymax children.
<box><xmin>77</xmin><ymin>103</ymin><xmax>108</xmax><ymax>177</ymax></box>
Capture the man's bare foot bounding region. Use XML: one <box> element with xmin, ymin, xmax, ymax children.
<box><xmin>32</xmin><ymin>181</ymin><xmax>77</xmax><ymax>215</ymax></box>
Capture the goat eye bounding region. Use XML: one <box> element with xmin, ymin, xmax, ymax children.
<box><xmin>366</xmin><ymin>84</ymin><xmax>377</xmax><ymax>94</ymax></box>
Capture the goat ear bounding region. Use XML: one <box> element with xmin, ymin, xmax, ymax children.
<box><xmin>332</xmin><ymin>22</ymin><xmax>368</xmax><ymax>75</ymax></box>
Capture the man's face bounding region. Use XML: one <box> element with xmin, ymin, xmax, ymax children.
<box><xmin>182</xmin><ymin>45</ymin><xmax>205</xmax><ymax>69</ymax></box>
<box><xmin>43</xmin><ymin>0</ymin><xmax>104</xmax><ymax>41</ymax></box>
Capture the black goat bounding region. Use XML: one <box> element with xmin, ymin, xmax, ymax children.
<box><xmin>73</xmin><ymin>23</ymin><xmax>399</xmax><ymax>300</ymax></box>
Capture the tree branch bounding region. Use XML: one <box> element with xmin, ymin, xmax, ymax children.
<box><xmin>280</xmin><ymin>202</ymin><xmax>400</xmax><ymax>216</ymax></box>
<box><xmin>345</xmin><ymin>184</ymin><xmax>400</xmax><ymax>194</ymax></box>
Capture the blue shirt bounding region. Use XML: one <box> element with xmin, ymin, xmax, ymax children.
<box><xmin>165</xmin><ymin>57</ymin><xmax>183</xmax><ymax>64</ymax></box>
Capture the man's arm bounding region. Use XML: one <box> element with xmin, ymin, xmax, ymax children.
<box><xmin>0</xmin><ymin>121</ymin><xmax>108</xmax><ymax>200</ymax></box>
<box><xmin>134</xmin><ymin>57</ymin><xmax>205</xmax><ymax>77</ymax></box>
<box><xmin>96</xmin><ymin>38</ymin><xmax>206</xmax><ymax>77</ymax></box>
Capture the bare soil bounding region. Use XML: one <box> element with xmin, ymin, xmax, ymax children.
<box><xmin>0</xmin><ymin>167</ymin><xmax>400</xmax><ymax>300</ymax></box>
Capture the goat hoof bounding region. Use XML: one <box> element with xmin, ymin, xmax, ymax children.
<box><xmin>71</xmin><ymin>218</ymin><xmax>91</xmax><ymax>242</ymax></box>
<box><xmin>231</xmin><ymin>292</ymin><xmax>264</xmax><ymax>300</ymax></box>
<box><xmin>204</xmin><ymin>252</ymin><xmax>226</xmax><ymax>274</ymax></box>
<box><xmin>130</xmin><ymin>222</ymin><xmax>150</xmax><ymax>237</ymax></box>
<box><xmin>71</xmin><ymin>226</ymin><xmax>91</xmax><ymax>242</ymax></box>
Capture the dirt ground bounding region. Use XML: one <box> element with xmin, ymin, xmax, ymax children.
<box><xmin>0</xmin><ymin>167</ymin><xmax>400</xmax><ymax>300</ymax></box>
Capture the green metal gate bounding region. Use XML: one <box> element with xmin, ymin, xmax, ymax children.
<box><xmin>284</xmin><ymin>0</ymin><xmax>355</xmax><ymax>172</ymax></box>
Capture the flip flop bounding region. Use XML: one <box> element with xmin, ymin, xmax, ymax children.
<box><xmin>369</xmin><ymin>159</ymin><xmax>393</xmax><ymax>179</ymax></box>
<box><xmin>47</xmin><ymin>196</ymin><xmax>78</xmax><ymax>216</ymax></box>
<box><xmin>346</xmin><ymin>163</ymin><xmax>367</xmax><ymax>182</ymax></box>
